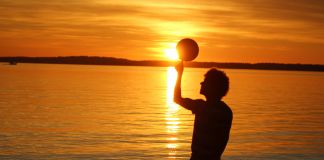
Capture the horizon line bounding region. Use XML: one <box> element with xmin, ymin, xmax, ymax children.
<box><xmin>1</xmin><ymin>55</ymin><xmax>323</xmax><ymax>66</ymax></box>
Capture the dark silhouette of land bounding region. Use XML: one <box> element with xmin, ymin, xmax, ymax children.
<box><xmin>1</xmin><ymin>56</ymin><xmax>324</xmax><ymax>72</ymax></box>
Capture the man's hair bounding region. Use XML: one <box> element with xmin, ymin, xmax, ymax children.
<box><xmin>204</xmin><ymin>68</ymin><xmax>229</xmax><ymax>98</ymax></box>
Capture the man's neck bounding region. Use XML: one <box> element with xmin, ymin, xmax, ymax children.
<box><xmin>206</xmin><ymin>96</ymin><xmax>221</xmax><ymax>104</ymax></box>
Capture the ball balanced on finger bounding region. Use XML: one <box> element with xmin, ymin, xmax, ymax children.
<box><xmin>176</xmin><ymin>38</ymin><xmax>199</xmax><ymax>61</ymax></box>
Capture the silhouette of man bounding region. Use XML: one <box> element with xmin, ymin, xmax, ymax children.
<box><xmin>174</xmin><ymin>62</ymin><xmax>232</xmax><ymax>160</ymax></box>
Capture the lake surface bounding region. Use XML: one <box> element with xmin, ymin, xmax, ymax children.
<box><xmin>0</xmin><ymin>63</ymin><xmax>323</xmax><ymax>160</ymax></box>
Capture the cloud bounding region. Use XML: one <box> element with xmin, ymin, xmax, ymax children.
<box><xmin>0</xmin><ymin>0</ymin><xmax>323</xmax><ymax>63</ymax></box>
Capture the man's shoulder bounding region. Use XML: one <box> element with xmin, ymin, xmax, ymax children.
<box><xmin>220</xmin><ymin>101</ymin><xmax>233</xmax><ymax>118</ymax></box>
<box><xmin>206</xmin><ymin>101</ymin><xmax>232</xmax><ymax>116</ymax></box>
<box><xmin>195</xmin><ymin>99</ymin><xmax>206</xmax><ymax>104</ymax></box>
<box><xmin>184</xmin><ymin>98</ymin><xmax>206</xmax><ymax>105</ymax></box>
<box><xmin>182</xmin><ymin>98</ymin><xmax>206</xmax><ymax>114</ymax></box>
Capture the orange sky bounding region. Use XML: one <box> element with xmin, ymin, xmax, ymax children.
<box><xmin>1</xmin><ymin>0</ymin><xmax>324</xmax><ymax>64</ymax></box>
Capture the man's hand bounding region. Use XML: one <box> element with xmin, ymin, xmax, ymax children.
<box><xmin>175</xmin><ymin>61</ymin><xmax>184</xmax><ymax>75</ymax></box>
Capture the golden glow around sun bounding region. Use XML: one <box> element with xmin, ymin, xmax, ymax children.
<box><xmin>164</xmin><ymin>48</ymin><xmax>179</xmax><ymax>60</ymax></box>
<box><xmin>164</xmin><ymin>43</ymin><xmax>179</xmax><ymax>60</ymax></box>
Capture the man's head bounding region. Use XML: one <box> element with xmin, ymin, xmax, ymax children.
<box><xmin>200</xmin><ymin>68</ymin><xmax>229</xmax><ymax>100</ymax></box>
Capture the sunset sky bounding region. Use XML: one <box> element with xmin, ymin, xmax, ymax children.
<box><xmin>1</xmin><ymin>0</ymin><xmax>324</xmax><ymax>64</ymax></box>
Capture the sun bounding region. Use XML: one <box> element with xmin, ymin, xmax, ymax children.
<box><xmin>164</xmin><ymin>47</ymin><xmax>179</xmax><ymax>60</ymax></box>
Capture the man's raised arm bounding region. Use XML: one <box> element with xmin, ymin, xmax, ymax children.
<box><xmin>174</xmin><ymin>61</ymin><xmax>185</xmax><ymax>105</ymax></box>
<box><xmin>173</xmin><ymin>61</ymin><xmax>202</xmax><ymax>113</ymax></box>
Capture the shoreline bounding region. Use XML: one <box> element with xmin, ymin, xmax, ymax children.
<box><xmin>1</xmin><ymin>56</ymin><xmax>324</xmax><ymax>72</ymax></box>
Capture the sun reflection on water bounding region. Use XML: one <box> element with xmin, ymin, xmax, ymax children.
<box><xmin>166</xmin><ymin>67</ymin><xmax>180</xmax><ymax>159</ymax></box>
<box><xmin>166</xmin><ymin>67</ymin><xmax>179</xmax><ymax>112</ymax></box>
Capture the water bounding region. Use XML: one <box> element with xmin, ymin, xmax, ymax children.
<box><xmin>0</xmin><ymin>63</ymin><xmax>323</xmax><ymax>160</ymax></box>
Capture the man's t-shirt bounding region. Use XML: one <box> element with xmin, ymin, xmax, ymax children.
<box><xmin>181</xmin><ymin>98</ymin><xmax>233</xmax><ymax>159</ymax></box>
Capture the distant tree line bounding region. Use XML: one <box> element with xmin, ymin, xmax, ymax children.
<box><xmin>1</xmin><ymin>56</ymin><xmax>323</xmax><ymax>72</ymax></box>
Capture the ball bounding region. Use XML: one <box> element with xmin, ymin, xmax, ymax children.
<box><xmin>176</xmin><ymin>38</ymin><xmax>199</xmax><ymax>61</ymax></box>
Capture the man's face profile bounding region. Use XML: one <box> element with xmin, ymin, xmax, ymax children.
<box><xmin>200</xmin><ymin>79</ymin><xmax>208</xmax><ymax>96</ymax></box>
